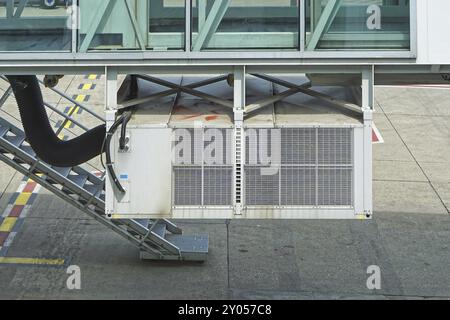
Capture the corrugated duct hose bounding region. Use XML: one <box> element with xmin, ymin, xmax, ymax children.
<box><xmin>6</xmin><ymin>75</ymin><xmax>105</xmax><ymax>168</ymax></box>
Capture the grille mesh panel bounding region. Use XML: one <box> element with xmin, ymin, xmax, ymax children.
<box><xmin>173</xmin><ymin>128</ymin><xmax>233</xmax><ymax>207</ymax></box>
<box><xmin>318</xmin><ymin>128</ymin><xmax>353</xmax><ymax>165</ymax></box>
<box><xmin>281</xmin><ymin>167</ymin><xmax>316</xmax><ymax>206</ymax></box>
<box><xmin>318</xmin><ymin>167</ymin><xmax>353</xmax><ymax>206</ymax></box>
<box><xmin>173</xmin><ymin>167</ymin><xmax>202</xmax><ymax>206</ymax></box>
<box><xmin>245</xmin><ymin>128</ymin><xmax>354</xmax><ymax>207</ymax></box>
<box><xmin>281</xmin><ymin>128</ymin><xmax>316</xmax><ymax>165</ymax></box>
<box><xmin>204</xmin><ymin>167</ymin><xmax>233</xmax><ymax>206</ymax></box>
<box><xmin>245</xmin><ymin>167</ymin><xmax>280</xmax><ymax>205</ymax></box>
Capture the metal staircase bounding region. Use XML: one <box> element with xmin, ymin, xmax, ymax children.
<box><xmin>0</xmin><ymin>116</ymin><xmax>208</xmax><ymax>261</ymax></box>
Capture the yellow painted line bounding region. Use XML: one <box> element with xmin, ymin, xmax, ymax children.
<box><xmin>82</xmin><ymin>83</ymin><xmax>93</xmax><ymax>90</ymax></box>
<box><xmin>64</xmin><ymin>121</ymin><xmax>73</xmax><ymax>129</ymax></box>
<box><xmin>0</xmin><ymin>217</ymin><xmax>18</xmax><ymax>232</ymax></box>
<box><xmin>0</xmin><ymin>257</ymin><xmax>65</xmax><ymax>266</ymax></box>
<box><xmin>75</xmin><ymin>95</ymin><xmax>86</xmax><ymax>103</ymax></box>
<box><xmin>15</xmin><ymin>193</ymin><xmax>32</xmax><ymax>206</ymax></box>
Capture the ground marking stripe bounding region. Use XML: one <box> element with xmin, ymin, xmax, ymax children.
<box><xmin>0</xmin><ymin>257</ymin><xmax>65</xmax><ymax>266</ymax></box>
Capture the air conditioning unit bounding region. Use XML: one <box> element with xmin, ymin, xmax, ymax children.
<box><xmin>106</xmin><ymin>75</ymin><xmax>372</xmax><ymax>220</ymax></box>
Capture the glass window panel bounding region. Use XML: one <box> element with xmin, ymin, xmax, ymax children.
<box><xmin>78</xmin><ymin>0</ymin><xmax>185</xmax><ymax>52</ymax></box>
<box><xmin>0</xmin><ymin>0</ymin><xmax>72</xmax><ymax>52</ymax></box>
<box><xmin>305</xmin><ymin>0</ymin><xmax>411</xmax><ymax>51</ymax></box>
<box><xmin>191</xmin><ymin>0</ymin><xmax>299</xmax><ymax>50</ymax></box>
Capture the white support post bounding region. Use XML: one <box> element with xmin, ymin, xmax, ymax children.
<box><xmin>233</xmin><ymin>66</ymin><xmax>245</xmax><ymax>216</ymax></box>
<box><xmin>361</xmin><ymin>66</ymin><xmax>374</xmax><ymax>218</ymax></box>
<box><xmin>105</xmin><ymin>67</ymin><xmax>118</xmax><ymax>217</ymax></box>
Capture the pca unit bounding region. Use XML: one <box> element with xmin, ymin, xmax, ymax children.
<box><xmin>108</xmin><ymin>74</ymin><xmax>372</xmax><ymax>220</ymax></box>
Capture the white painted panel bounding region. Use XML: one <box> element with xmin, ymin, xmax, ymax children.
<box><xmin>115</xmin><ymin>128</ymin><xmax>172</xmax><ymax>216</ymax></box>
<box><xmin>417</xmin><ymin>0</ymin><xmax>450</xmax><ymax>64</ymax></box>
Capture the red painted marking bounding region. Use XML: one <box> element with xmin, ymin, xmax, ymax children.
<box><xmin>9</xmin><ymin>205</ymin><xmax>25</xmax><ymax>218</ymax></box>
<box><xmin>372</xmin><ymin>130</ymin><xmax>379</xmax><ymax>143</ymax></box>
<box><xmin>205</xmin><ymin>115</ymin><xmax>219</xmax><ymax>121</ymax></box>
<box><xmin>0</xmin><ymin>231</ymin><xmax>9</xmax><ymax>246</ymax></box>
<box><xmin>22</xmin><ymin>182</ymin><xmax>37</xmax><ymax>193</ymax></box>
<box><xmin>173</xmin><ymin>105</ymin><xmax>190</xmax><ymax>112</ymax></box>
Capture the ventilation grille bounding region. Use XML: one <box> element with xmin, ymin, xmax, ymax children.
<box><xmin>245</xmin><ymin>128</ymin><xmax>353</xmax><ymax>207</ymax></box>
<box><xmin>172</xmin><ymin>127</ymin><xmax>354</xmax><ymax>208</ymax></box>
<box><xmin>173</xmin><ymin>128</ymin><xmax>233</xmax><ymax>206</ymax></box>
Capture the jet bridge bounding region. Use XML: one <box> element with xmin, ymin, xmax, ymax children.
<box><xmin>0</xmin><ymin>0</ymin><xmax>449</xmax><ymax>259</ymax></box>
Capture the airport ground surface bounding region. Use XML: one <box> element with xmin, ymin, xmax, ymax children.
<box><xmin>0</xmin><ymin>75</ymin><xmax>448</xmax><ymax>299</ymax></box>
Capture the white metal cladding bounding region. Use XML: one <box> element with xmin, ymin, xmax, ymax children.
<box><xmin>244</xmin><ymin>127</ymin><xmax>354</xmax><ymax>207</ymax></box>
<box><xmin>172</xmin><ymin>128</ymin><xmax>234</xmax><ymax>207</ymax></box>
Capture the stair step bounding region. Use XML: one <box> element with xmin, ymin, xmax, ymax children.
<box><xmin>84</xmin><ymin>183</ymin><xmax>103</xmax><ymax>196</ymax></box>
<box><xmin>68</xmin><ymin>174</ymin><xmax>88</xmax><ymax>188</ymax></box>
<box><xmin>150</xmin><ymin>221</ymin><xmax>166</xmax><ymax>238</ymax></box>
<box><xmin>52</xmin><ymin>166</ymin><xmax>72</xmax><ymax>178</ymax></box>
<box><xmin>141</xmin><ymin>234</ymin><xmax>209</xmax><ymax>261</ymax></box>
<box><xmin>20</xmin><ymin>145</ymin><xmax>36</xmax><ymax>157</ymax></box>
<box><xmin>5</xmin><ymin>135</ymin><xmax>25</xmax><ymax>147</ymax></box>
<box><xmin>134</xmin><ymin>219</ymin><xmax>150</xmax><ymax>228</ymax></box>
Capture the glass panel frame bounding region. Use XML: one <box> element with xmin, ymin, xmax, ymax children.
<box><xmin>304</xmin><ymin>0</ymin><xmax>412</xmax><ymax>52</ymax></box>
<box><xmin>0</xmin><ymin>0</ymin><xmax>73</xmax><ymax>52</ymax></box>
<box><xmin>0</xmin><ymin>0</ymin><xmax>417</xmax><ymax>58</ymax></box>
<box><xmin>190</xmin><ymin>0</ymin><xmax>301</xmax><ymax>51</ymax></box>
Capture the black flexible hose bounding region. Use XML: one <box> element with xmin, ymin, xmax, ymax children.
<box><xmin>6</xmin><ymin>75</ymin><xmax>105</xmax><ymax>167</ymax></box>
<box><xmin>104</xmin><ymin>111</ymin><xmax>132</xmax><ymax>193</ymax></box>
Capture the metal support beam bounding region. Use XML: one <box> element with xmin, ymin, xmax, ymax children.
<box><xmin>119</xmin><ymin>75</ymin><xmax>228</xmax><ymax>109</ymax></box>
<box><xmin>362</xmin><ymin>66</ymin><xmax>374</xmax><ymax>218</ymax></box>
<box><xmin>233</xmin><ymin>66</ymin><xmax>245</xmax><ymax>216</ymax></box>
<box><xmin>0</xmin><ymin>86</ymin><xmax>13</xmax><ymax>109</ymax></box>
<box><xmin>13</xmin><ymin>0</ymin><xmax>28</xmax><ymax>19</ymax></box>
<box><xmin>193</xmin><ymin>0</ymin><xmax>230</xmax><ymax>51</ymax></box>
<box><xmin>307</xmin><ymin>0</ymin><xmax>342</xmax><ymax>51</ymax></box>
<box><xmin>245</xmin><ymin>82</ymin><xmax>311</xmax><ymax>114</ymax></box>
<box><xmin>79</xmin><ymin>0</ymin><xmax>117</xmax><ymax>53</ymax></box>
<box><xmin>124</xmin><ymin>0</ymin><xmax>146</xmax><ymax>50</ymax></box>
<box><xmin>252</xmin><ymin>73</ymin><xmax>362</xmax><ymax>114</ymax></box>
<box><xmin>106</xmin><ymin>67</ymin><xmax>118</xmax><ymax>111</ymax></box>
<box><xmin>136</xmin><ymin>74</ymin><xmax>233</xmax><ymax>109</ymax></box>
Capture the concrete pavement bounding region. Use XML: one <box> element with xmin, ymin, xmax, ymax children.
<box><xmin>0</xmin><ymin>76</ymin><xmax>448</xmax><ymax>299</ymax></box>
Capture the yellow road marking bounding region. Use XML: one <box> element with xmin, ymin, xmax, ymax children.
<box><xmin>15</xmin><ymin>193</ymin><xmax>32</xmax><ymax>206</ymax></box>
<box><xmin>82</xmin><ymin>83</ymin><xmax>93</xmax><ymax>90</ymax></box>
<box><xmin>75</xmin><ymin>95</ymin><xmax>86</xmax><ymax>103</ymax></box>
<box><xmin>0</xmin><ymin>257</ymin><xmax>65</xmax><ymax>266</ymax></box>
<box><xmin>0</xmin><ymin>217</ymin><xmax>18</xmax><ymax>232</ymax></box>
